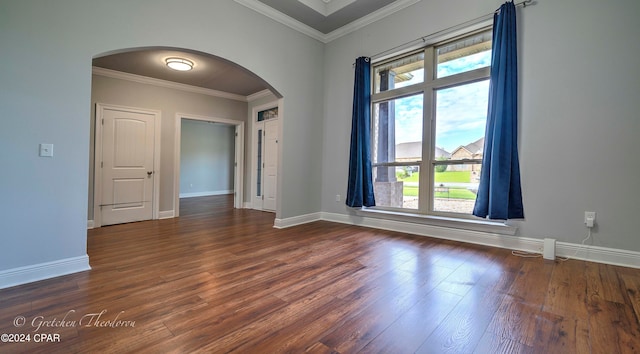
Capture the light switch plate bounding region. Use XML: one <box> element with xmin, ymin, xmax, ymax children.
<box><xmin>39</xmin><ymin>143</ymin><xmax>54</xmax><ymax>157</ymax></box>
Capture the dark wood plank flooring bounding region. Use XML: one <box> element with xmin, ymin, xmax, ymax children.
<box><xmin>0</xmin><ymin>195</ymin><xmax>639</xmax><ymax>353</ymax></box>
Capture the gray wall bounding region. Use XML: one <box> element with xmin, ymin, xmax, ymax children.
<box><xmin>180</xmin><ymin>119</ymin><xmax>235</xmax><ymax>196</ymax></box>
<box><xmin>0</xmin><ymin>0</ymin><xmax>324</xmax><ymax>273</ymax></box>
<box><xmin>321</xmin><ymin>0</ymin><xmax>640</xmax><ymax>252</ymax></box>
<box><xmin>3</xmin><ymin>0</ymin><xmax>638</xmax><ymax>281</ymax></box>
<box><xmin>90</xmin><ymin>74</ymin><xmax>247</xmax><ymax>219</ymax></box>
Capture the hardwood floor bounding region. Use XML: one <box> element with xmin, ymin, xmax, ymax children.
<box><xmin>1</xmin><ymin>195</ymin><xmax>639</xmax><ymax>353</ymax></box>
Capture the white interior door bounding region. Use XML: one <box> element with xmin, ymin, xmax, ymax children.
<box><xmin>262</xmin><ymin>119</ymin><xmax>278</xmax><ymax>211</ymax></box>
<box><xmin>234</xmin><ymin>125</ymin><xmax>239</xmax><ymax>208</ymax></box>
<box><xmin>100</xmin><ymin>107</ymin><xmax>156</xmax><ymax>226</ymax></box>
<box><xmin>253</xmin><ymin>123</ymin><xmax>264</xmax><ymax>210</ymax></box>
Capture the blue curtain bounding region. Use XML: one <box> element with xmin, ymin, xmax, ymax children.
<box><xmin>473</xmin><ymin>1</ymin><xmax>524</xmax><ymax>220</ymax></box>
<box><xmin>346</xmin><ymin>57</ymin><xmax>375</xmax><ymax>207</ymax></box>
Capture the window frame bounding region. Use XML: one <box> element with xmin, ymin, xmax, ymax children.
<box><xmin>370</xmin><ymin>26</ymin><xmax>492</xmax><ymax>219</ymax></box>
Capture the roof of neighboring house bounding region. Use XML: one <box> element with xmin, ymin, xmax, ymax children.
<box><xmin>451</xmin><ymin>137</ymin><xmax>485</xmax><ymax>156</ymax></box>
<box><xmin>395</xmin><ymin>142</ymin><xmax>451</xmax><ymax>160</ymax></box>
<box><xmin>435</xmin><ymin>146</ymin><xmax>452</xmax><ymax>159</ymax></box>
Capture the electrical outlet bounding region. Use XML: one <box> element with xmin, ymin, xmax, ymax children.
<box><xmin>584</xmin><ymin>211</ymin><xmax>596</xmax><ymax>227</ymax></box>
<box><xmin>335</xmin><ymin>194</ymin><xmax>341</xmax><ymax>202</ymax></box>
<box><xmin>584</xmin><ymin>211</ymin><xmax>596</xmax><ymax>223</ymax></box>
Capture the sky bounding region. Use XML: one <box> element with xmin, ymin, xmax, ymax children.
<box><xmin>392</xmin><ymin>51</ymin><xmax>491</xmax><ymax>153</ymax></box>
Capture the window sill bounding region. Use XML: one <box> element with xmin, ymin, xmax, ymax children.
<box><xmin>354</xmin><ymin>208</ymin><xmax>517</xmax><ymax>236</ymax></box>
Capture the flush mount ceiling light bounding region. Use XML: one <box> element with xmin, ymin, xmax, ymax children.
<box><xmin>165</xmin><ymin>57</ymin><xmax>194</xmax><ymax>71</ymax></box>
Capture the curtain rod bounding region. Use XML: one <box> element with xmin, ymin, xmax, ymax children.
<box><xmin>363</xmin><ymin>0</ymin><xmax>534</xmax><ymax>63</ymax></box>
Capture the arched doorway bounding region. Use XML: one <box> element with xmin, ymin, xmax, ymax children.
<box><xmin>88</xmin><ymin>47</ymin><xmax>281</xmax><ymax>227</ymax></box>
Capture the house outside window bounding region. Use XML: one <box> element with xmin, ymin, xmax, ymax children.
<box><xmin>371</xmin><ymin>28</ymin><xmax>492</xmax><ymax>217</ymax></box>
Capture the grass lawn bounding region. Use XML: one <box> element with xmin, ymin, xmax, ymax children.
<box><xmin>397</xmin><ymin>171</ymin><xmax>471</xmax><ymax>183</ymax></box>
<box><xmin>434</xmin><ymin>171</ymin><xmax>471</xmax><ymax>183</ymax></box>
<box><xmin>435</xmin><ymin>188</ymin><xmax>476</xmax><ymax>200</ymax></box>
<box><xmin>402</xmin><ymin>185</ymin><xmax>477</xmax><ymax>200</ymax></box>
<box><xmin>397</xmin><ymin>171</ymin><xmax>419</xmax><ymax>182</ymax></box>
<box><xmin>398</xmin><ymin>169</ymin><xmax>475</xmax><ymax>199</ymax></box>
<box><xmin>404</xmin><ymin>185</ymin><xmax>419</xmax><ymax>197</ymax></box>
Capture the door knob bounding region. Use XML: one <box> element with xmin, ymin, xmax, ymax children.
<box><xmin>147</xmin><ymin>171</ymin><xmax>153</xmax><ymax>176</ymax></box>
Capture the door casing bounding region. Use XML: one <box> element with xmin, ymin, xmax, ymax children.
<box><xmin>251</xmin><ymin>101</ymin><xmax>280</xmax><ymax>212</ymax></box>
<box><xmin>173</xmin><ymin>113</ymin><xmax>244</xmax><ymax>217</ymax></box>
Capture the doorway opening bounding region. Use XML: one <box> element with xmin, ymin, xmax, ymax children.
<box><xmin>174</xmin><ymin>114</ymin><xmax>244</xmax><ymax>217</ymax></box>
<box><xmin>89</xmin><ymin>46</ymin><xmax>282</xmax><ymax>228</ymax></box>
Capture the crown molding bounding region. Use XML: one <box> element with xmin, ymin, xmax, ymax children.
<box><xmin>234</xmin><ymin>0</ymin><xmax>327</xmax><ymax>42</ymax></box>
<box><xmin>324</xmin><ymin>0</ymin><xmax>421</xmax><ymax>42</ymax></box>
<box><xmin>298</xmin><ymin>0</ymin><xmax>357</xmax><ymax>16</ymax></box>
<box><xmin>247</xmin><ymin>89</ymin><xmax>275</xmax><ymax>102</ymax></box>
<box><xmin>92</xmin><ymin>66</ymin><xmax>250</xmax><ymax>102</ymax></box>
<box><xmin>234</xmin><ymin>0</ymin><xmax>421</xmax><ymax>43</ymax></box>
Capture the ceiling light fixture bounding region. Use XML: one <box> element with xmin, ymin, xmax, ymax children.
<box><xmin>165</xmin><ymin>57</ymin><xmax>194</xmax><ymax>71</ymax></box>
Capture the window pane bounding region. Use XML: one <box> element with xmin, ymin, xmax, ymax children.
<box><xmin>371</xmin><ymin>93</ymin><xmax>422</xmax><ymax>210</ymax></box>
<box><xmin>257</xmin><ymin>129</ymin><xmax>262</xmax><ymax>196</ymax></box>
<box><xmin>374</xmin><ymin>52</ymin><xmax>424</xmax><ymax>93</ymax></box>
<box><xmin>436</xmin><ymin>30</ymin><xmax>492</xmax><ymax>78</ymax></box>
<box><xmin>372</xmin><ymin>165</ymin><xmax>420</xmax><ymax>210</ymax></box>
<box><xmin>433</xmin><ymin>79</ymin><xmax>488</xmax><ymax>214</ymax></box>
<box><xmin>372</xmin><ymin>94</ymin><xmax>423</xmax><ymax>164</ymax></box>
<box><xmin>434</xmin><ymin>80</ymin><xmax>488</xmax><ymax>159</ymax></box>
<box><xmin>432</xmin><ymin>164</ymin><xmax>480</xmax><ymax>214</ymax></box>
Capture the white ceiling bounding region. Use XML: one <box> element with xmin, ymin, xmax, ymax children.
<box><xmin>236</xmin><ymin>0</ymin><xmax>421</xmax><ymax>42</ymax></box>
<box><xmin>297</xmin><ymin>0</ymin><xmax>359</xmax><ymax>17</ymax></box>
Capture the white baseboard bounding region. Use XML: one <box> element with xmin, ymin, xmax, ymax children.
<box><xmin>321</xmin><ymin>212</ymin><xmax>541</xmax><ymax>253</ymax></box>
<box><xmin>274</xmin><ymin>211</ymin><xmax>640</xmax><ymax>269</ymax></box>
<box><xmin>179</xmin><ymin>190</ymin><xmax>233</xmax><ymax>198</ymax></box>
<box><xmin>274</xmin><ymin>212</ymin><xmax>322</xmax><ymax>229</ymax></box>
<box><xmin>556</xmin><ymin>242</ymin><xmax>640</xmax><ymax>268</ymax></box>
<box><xmin>0</xmin><ymin>255</ymin><xmax>91</xmax><ymax>290</ymax></box>
<box><xmin>158</xmin><ymin>210</ymin><xmax>175</xmax><ymax>219</ymax></box>
<box><xmin>243</xmin><ymin>202</ymin><xmax>253</xmax><ymax>209</ymax></box>
<box><xmin>87</xmin><ymin>220</ymin><xmax>95</xmax><ymax>229</ymax></box>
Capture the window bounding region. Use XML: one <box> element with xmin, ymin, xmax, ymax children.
<box><xmin>371</xmin><ymin>29</ymin><xmax>492</xmax><ymax>217</ymax></box>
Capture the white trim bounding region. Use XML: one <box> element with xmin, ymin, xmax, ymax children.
<box><xmin>322</xmin><ymin>211</ymin><xmax>536</xmax><ymax>250</ymax></box>
<box><xmin>0</xmin><ymin>256</ymin><xmax>91</xmax><ymax>290</ymax></box>
<box><xmin>234</xmin><ymin>0</ymin><xmax>327</xmax><ymax>42</ymax></box>
<box><xmin>179</xmin><ymin>190</ymin><xmax>234</xmax><ymax>198</ymax></box>
<box><xmin>92</xmin><ymin>67</ymin><xmax>250</xmax><ymax>102</ymax></box>
<box><xmin>272</xmin><ymin>211</ymin><xmax>640</xmax><ymax>269</ymax></box>
<box><xmin>274</xmin><ymin>212</ymin><xmax>322</xmax><ymax>229</ymax></box>
<box><xmin>158</xmin><ymin>210</ymin><xmax>175</xmax><ymax>219</ymax></box>
<box><xmin>298</xmin><ymin>0</ymin><xmax>357</xmax><ymax>16</ymax></box>
<box><xmin>247</xmin><ymin>89</ymin><xmax>274</xmax><ymax>102</ymax></box>
<box><xmin>93</xmin><ymin>103</ymin><xmax>161</xmax><ymax>228</ymax></box>
<box><xmin>174</xmin><ymin>113</ymin><xmax>245</xmax><ymax>217</ymax></box>
<box><xmin>234</xmin><ymin>0</ymin><xmax>421</xmax><ymax>43</ymax></box>
<box><xmin>324</xmin><ymin>0</ymin><xmax>422</xmax><ymax>43</ymax></box>
<box><xmin>355</xmin><ymin>208</ymin><xmax>517</xmax><ymax>235</ymax></box>
<box><xmin>235</xmin><ymin>123</ymin><xmax>245</xmax><ymax>212</ymax></box>
<box><xmin>329</xmin><ymin>212</ymin><xmax>640</xmax><ymax>268</ymax></box>
<box><xmin>87</xmin><ymin>220</ymin><xmax>94</xmax><ymax>229</ymax></box>
<box><xmin>275</xmin><ymin>99</ymin><xmax>284</xmax><ymax>218</ymax></box>
<box><xmin>250</xmin><ymin>101</ymin><xmax>281</xmax><ymax>212</ymax></box>
<box><xmin>556</xmin><ymin>242</ymin><xmax>640</xmax><ymax>269</ymax></box>
<box><xmin>243</xmin><ymin>202</ymin><xmax>253</xmax><ymax>209</ymax></box>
